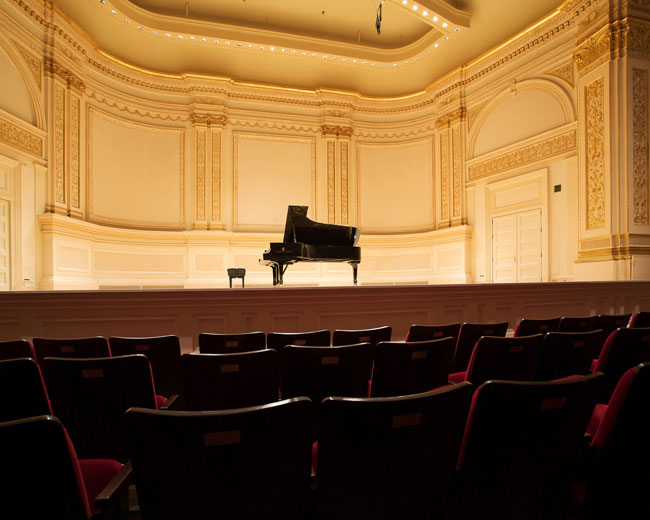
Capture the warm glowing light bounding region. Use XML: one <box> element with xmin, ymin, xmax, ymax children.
<box><xmin>123</xmin><ymin>19</ymin><xmax>130</xmax><ymax>24</ymax></box>
<box><xmin>423</xmin><ymin>10</ymin><xmax>428</xmax><ymax>16</ymax></box>
<box><xmin>248</xmin><ymin>44</ymin><xmax>253</xmax><ymax>48</ymax></box>
<box><xmin>138</xmin><ymin>26</ymin><xmax>144</xmax><ymax>30</ymax></box>
<box><xmin>433</xmin><ymin>16</ymin><xmax>438</xmax><ymax>21</ymax></box>
<box><xmin>434</xmin><ymin>43</ymin><xmax>438</xmax><ymax>48</ymax></box>
<box><xmin>165</xmin><ymin>33</ymin><xmax>171</xmax><ymax>37</ymax></box>
<box><xmin>111</xmin><ymin>9</ymin><xmax>117</xmax><ymax>14</ymax></box>
<box><xmin>178</xmin><ymin>35</ymin><xmax>183</xmax><ymax>39</ymax></box>
<box><xmin>402</xmin><ymin>0</ymin><xmax>407</xmax><ymax>4</ymax></box>
<box><xmin>270</xmin><ymin>47</ymin><xmax>275</xmax><ymax>51</ymax></box>
<box><xmin>442</xmin><ymin>22</ymin><xmax>448</xmax><ymax>28</ymax></box>
<box><xmin>352</xmin><ymin>59</ymin><xmax>357</xmax><ymax>63</ymax></box>
<box><xmin>412</xmin><ymin>5</ymin><xmax>418</xmax><ymax>11</ymax></box>
<box><xmin>455</xmin><ymin>28</ymin><xmax>460</xmax><ymax>32</ymax></box>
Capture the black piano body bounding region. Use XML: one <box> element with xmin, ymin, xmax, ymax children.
<box><xmin>261</xmin><ymin>206</ymin><xmax>361</xmax><ymax>286</ymax></box>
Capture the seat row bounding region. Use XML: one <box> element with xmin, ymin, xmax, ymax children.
<box><xmin>2</xmin><ymin>363</ymin><xmax>648</xmax><ymax>519</ymax></box>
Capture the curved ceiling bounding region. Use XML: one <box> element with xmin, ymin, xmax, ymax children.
<box><xmin>52</xmin><ymin>0</ymin><xmax>565</xmax><ymax>97</ymax></box>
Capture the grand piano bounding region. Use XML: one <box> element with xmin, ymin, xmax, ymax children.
<box><xmin>261</xmin><ymin>205</ymin><xmax>361</xmax><ymax>286</ymax></box>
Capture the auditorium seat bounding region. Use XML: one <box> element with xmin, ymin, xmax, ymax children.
<box><xmin>181</xmin><ymin>350</ymin><xmax>280</xmax><ymax>410</ymax></box>
<box><xmin>198</xmin><ymin>331</ymin><xmax>266</xmax><ymax>354</ymax></box>
<box><xmin>109</xmin><ymin>335</ymin><xmax>182</xmax><ymax>400</ymax></box>
<box><xmin>41</xmin><ymin>354</ymin><xmax>162</xmax><ymax>461</ymax></box>
<box><xmin>332</xmin><ymin>325</ymin><xmax>391</xmax><ymax>347</ymax></box>
<box><xmin>32</xmin><ymin>336</ymin><xmax>111</xmax><ymax>365</ymax></box>
<box><xmin>449</xmin><ymin>334</ymin><xmax>544</xmax><ymax>386</ymax></box>
<box><xmin>0</xmin><ymin>415</ymin><xmax>130</xmax><ymax>519</ymax></box>
<box><xmin>513</xmin><ymin>317</ymin><xmax>560</xmax><ymax>337</ymax></box>
<box><xmin>267</xmin><ymin>329</ymin><xmax>330</xmax><ymax>350</ymax></box>
<box><xmin>0</xmin><ymin>339</ymin><xmax>35</xmax><ymax>360</ymax></box>
<box><xmin>281</xmin><ymin>343</ymin><xmax>374</xmax><ymax>404</ymax></box>
<box><xmin>125</xmin><ymin>397</ymin><xmax>314</xmax><ymax>520</ymax></box>
<box><xmin>451</xmin><ymin>322</ymin><xmax>509</xmax><ymax>373</ymax></box>
<box><xmin>315</xmin><ymin>383</ymin><xmax>473</xmax><ymax>520</ymax></box>
<box><xmin>628</xmin><ymin>311</ymin><xmax>650</xmax><ymax>328</ymax></box>
<box><xmin>453</xmin><ymin>373</ymin><xmax>604</xmax><ymax>520</ymax></box>
<box><xmin>580</xmin><ymin>363</ymin><xmax>650</xmax><ymax>519</ymax></box>
<box><xmin>405</xmin><ymin>322</ymin><xmax>461</xmax><ymax>343</ymax></box>
<box><xmin>558</xmin><ymin>315</ymin><xmax>598</xmax><ymax>333</ymax></box>
<box><xmin>534</xmin><ymin>330</ymin><xmax>603</xmax><ymax>381</ymax></box>
<box><xmin>593</xmin><ymin>313</ymin><xmax>632</xmax><ymax>336</ymax></box>
<box><xmin>369</xmin><ymin>338</ymin><xmax>455</xmax><ymax>397</ymax></box>
<box><xmin>0</xmin><ymin>357</ymin><xmax>52</xmax><ymax>422</ymax></box>
<box><xmin>591</xmin><ymin>327</ymin><xmax>650</xmax><ymax>402</ymax></box>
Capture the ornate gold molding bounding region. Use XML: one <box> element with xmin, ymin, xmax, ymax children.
<box><xmin>452</xmin><ymin>126</ymin><xmax>462</xmax><ymax>220</ymax></box>
<box><xmin>440</xmin><ymin>129</ymin><xmax>450</xmax><ymax>222</ymax></box>
<box><xmin>196</xmin><ymin>129</ymin><xmax>206</xmax><ymax>223</ymax></box>
<box><xmin>0</xmin><ymin>117</ymin><xmax>43</xmax><ymax>156</ymax></box>
<box><xmin>341</xmin><ymin>141</ymin><xmax>349</xmax><ymax>225</ymax></box>
<box><xmin>436</xmin><ymin>108</ymin><xmax>465</xmax><ymax>129</ymax></box>
<box><xmin>54</xmin><ymin>84</ymin><xmax>65</xmax><ymax>206</ymax></box>
<box><xmin>467</xmin><ymin>130</ymin><xmax>577</xmax><ymax>181</ymax></box>
<box><xmin>190</xmin><ymin>114</ymin><xmax>228</xmax><ymax>127</ymax></box>
<box><xmin>69</xmin><ymin>94</ymin><xmax>80</xmax><ymax>211</ymax></box>
<box><xmin>585</xmin><ymin>77</ymin><xmax>606</xmax><ymax>230</ymax></box>
<box><xmin>13</xmin><ymin>41</ymin><xmax>41</xmax><ymax>89</ymax></box>
<box><xmin>466</xmin><ymin>103</ymin><xmax>486</xmax><ymax>132</ymax></box>
<box><xmin>574</xmin><ymin>25</ymin><xmax>614</xmax><ymax>77</ymax></box>
<box><xmin>327</xmin><ymin>141</ymin><xmax>335</xmax><ymax>224</ymax></box>
<box><xmin>44</xmin><ymin>57</ymin><xmax>85</xmax><ymax>91</ymax></box>
<box><xmin>545</xmin><ymin>61</ymin><xmax>575</xmax><ymax>87</ymax></box>
<box><xmin>321</xmin><ymin>125</ymin><xmax>353</xmax><ymax>137</ymax></box>
<box><xmin>633</xmin><ymin>68</ymin><xmax>649</xmax><ymax>226</ymax></box>
<box><xmin>211</xmin><ymin>130</ymin><xmax>221</xmax><ymax>223</ymax></box>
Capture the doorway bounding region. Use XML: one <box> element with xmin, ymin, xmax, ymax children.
<box><xmin>492</xmin><ymin>209</ymin><xmax>542</xmax><ymax>283</ymax></box>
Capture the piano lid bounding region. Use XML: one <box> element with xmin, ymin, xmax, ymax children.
<box><xmin>282</xmin><ymin>205</ymin><xmax>359</xmax><ymax>247</ymax></box>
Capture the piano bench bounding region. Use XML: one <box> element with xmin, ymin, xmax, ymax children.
<box><xmin>227</xmin><ymin>268</ymin><xmax>246</xmax><ymax>288</ymax></box>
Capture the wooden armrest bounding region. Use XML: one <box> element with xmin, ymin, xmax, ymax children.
<box><xmin>94</xmin><ymin>461</ymin><xmax>132</xmax><ymax>513</ymax></box>
<box><xmin>160</xmin><ymin>393</ymin><xmax>179</xmax><ymax>410</ymax></box>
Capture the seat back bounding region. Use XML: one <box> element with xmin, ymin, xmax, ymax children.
<box><xmin>629</xmin><ymin>311</ymin><xmax>650</xmax><ymax>328</ymax></box>
<box><xmin>41</xmin><ymin>354</ymin><xmax>157</xmax><ymax>461</ymax></box>
<box><xmin>558</xmin><ymin>315</ymin><xmax>598</xmax><ymax>332</ymax></box>
<box><xmin>405</xmin><ymin>322</ymin><xmax>461</xmax><ymax>343</ymax></box>
<box><xmin>513</xmin><ymin>317</ymin><xmax>560</xmax><ymax>337</ymax></box>
<box><xmin>198</xmin><ymin>331</ymin><xmax>266</xmax><ymax>354</ymax></box>
<box><xmin>0</xmin><ymin>415</ymin><xmax>91</xmax><ymax>520</ymax></box>
<box><xmin>125</xmin><ymin>398</ymin><xmax>314</xmax><ymax>520</ymax></box>
<box><xmin>281</xmin><ymin>343</ymin><xmax>374</xmax><ymax>403</ymax></box>
<box><xmin>317</xmin><ymin>383</ymin><xmax>473</xmax><ymax>520</ymax></box>
<box><xmin>455</xmin><ymin>373</ymin><xmax>604</xmax><ymax>519</ymax></box>
<box><xmin>593</xmin><ymin>327</ymin><xmax>650</xmax><ymax>402</ymax></box>
<box><xmin>452</xmin><ymin>322</ymin><xmax>509</xmax><ymax>373</ymax></box>
<box><xmin>266</xmin><ymin>329</ymin><xmax>330</xmax><ymax>350</ymax></box>
<box><xmin>593</xmin><ymin>313</ymin><xmax>632</xmax><ymax>336</ymax></box>
<box><xmin>32</xmin><ymin>336</ymin><xmax>110</xmax><ymax>365</ymax></box>
<box><xmin>370</xmin><ymin>338</ymin><xmax>455</xmax><ymax>397</ymax></box>
<box><xmin>332</xmin><ymin>326</ymin><xmax>391</xmax><ymax>346</ymax></box>
<box><xmin>464</xmin><ymin>334</ymin><xmax>544</xmax><ymax>386</ymax></box>
<box><xmin>0</xmin><ymin>357</ymin><xmax>51</xmax><ymax>422</ymax></box>
<box><xmin>109</xmin><ymin>335</ymin><xmax>181</xmax><ymax>398</ymax></box>
<box><xmin>583</xmin><ymin>363</ymin><xmax>650</xmax><ymax>518</ymax></box>
<box><xmin>534</xmin><ymin>330</ymin><xmax>603</xmax><ymax>381</ymax></box>
<box><xmin>0</xmin><ymin>339</ymin><xmax>35</xmax><ymax>360</ymax></box>
<box><xmin>181</xmin><ymin>350</ymin><xmax>280</xmax><ymax>410</ymax></box>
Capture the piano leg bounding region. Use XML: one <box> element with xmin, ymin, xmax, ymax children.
<box><xmin>352</xmin><ymin>263</ymin><xmax>359</xmax><ymax>286</ymax></box>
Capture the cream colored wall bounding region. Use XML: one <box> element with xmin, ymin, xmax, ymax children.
<box><xmin>0</xmin><ymin>0</ymin><xmax>648</xmax><ymax>290</ymax></box>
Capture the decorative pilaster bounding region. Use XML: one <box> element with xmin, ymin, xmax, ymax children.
<box><xmin>321</xmin><ymin>125</ymin><xmax>353</xmax><ymax>225</ymax></box>
<box><xmin>585</xmin><ymin>77</ymin><xmax>606</xmax><ymax>231</ymax></box>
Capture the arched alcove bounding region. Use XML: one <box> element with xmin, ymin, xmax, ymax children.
<box><xmin>0</xmin><ymin>45</ymin><xmax>35</xmax><ymax>125</ymax></box>
<box><xmin>470</xmin><ymin>80</ymin><xmax>575</xmax><ymax>158</ymax></box>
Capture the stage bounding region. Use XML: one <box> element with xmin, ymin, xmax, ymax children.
<box><xmin>1</xmin><ymin>281</ymin><xmax>648</xmax><ymax>352</ymax></box>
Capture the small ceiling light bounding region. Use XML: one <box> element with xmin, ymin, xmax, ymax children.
<box><xmin>260</xmin><ymin>46</ymin><xmax>265</xmax><ymax>50</ymax></box>
<box><xmin>302</xmin><ymin>52</ymin><xmax>307</xmax><ymax>56</ymax></box>
<box><xmin>178</xmin><ymin>35</ymin><xmax>183</xmax><ymax>39</ymax></box>
<box><xmin>352</xmin><ymin>59</ymin><xmax>357</xmax><ymax>63</ymax></box>
<box><xmin>190</xmin><ymin>36</ymin><xmax>195</xmax><ymax>40</ymax></box>
<box><xmin>434</xmin><ymin>43</ymin><xmax>439</xmax><ymax>48</ymax></box>
<box><xmin>281</xmin><ymin>48</ymin><xmax>285</xmax><ymax>52</ymax></box>
<box><xmin>248</xmin><ymin>44</ymin><xmax>253</xmax><ymax>48</ymax></box>
<box><xmin>443</xmin><ymin>36</ymin><xmax>448</xmax><ymax>40</ymax></box>
<box><xmin>111</xmin><ymin>9</ymin><xmax>117</xmax><ymax>15</ymax></box>
<box><xmin>342</xmin><ymin>58</ymin><xmax>347</xmax><ymax>62</ymax></box>
<box><xmin>442</xmin><ymin>22</ymin><xmax>448</xmax><ymax>28</ymax></box>
<box><xmin>415</xmin><ymin>57</ymin><xmax>420</xmax><ymax>61</ymax></box>
<box><xmin>152</xmin><ymin>31</ymin><xmax>158</xmax><ymax>35</ymax></box>
<box><xmin>323</xmin><ymin>55</ymin><xmax>327</xmax><ymax>59</ymax></box>
<box><xmin>425</xmin><ymin>50</ymin><xmax>430</xmax><ymax>54</ymax></box>
<box><xmin>393</xmin><ymin>63</ymin><xmax>397</xmax><ymax>67</ymax></box>
<box><xmin>201</xmin><ymin>37</ymin><xmax>207</xmax><ymax>42</ymax></box>
<box><xmin>412</xmin><ymin>5</ymin><xmax>418</xmax><ymax>11</ymax></box>
<box><xmin>433</xmin><ymin>16</ymin><xmax>438</xmax><ymax>21</ymax></box>
<box><xmin>138</xmin><ymin>26</ymin><xmax>144</xmax><ymax>30</ymax></box>
<box><xmin>292</xmin><ymin>50</ymin><xmax>296</xmax><ymax>54</ymax></box>
<box><xmin>402</xmin><ymin>0</ymin><xmax>407</xmax><ymax>4</ymax></box>
<box><xmin>270</xmin><ymin>47</ymin><xmax>275</xmax><ymax>51</ymax></box>
<box><xmin>214</xmin><ymin>40</ymin><xmax>219</xmax><ymax>43</ymax></box>
<box><xmin>372</xmin><ymin>63</ymin><xmax>376</xmax><ymax>67</ymax></box>
<box><xmin>332</xmin><ymin>56</ymin><xmax>337</xmax><ymax>60</ymax></box>
<box><xmin>165</xmin><ymin>33</ymin><xmax>171</xmax><ymax>37</ymax></box>
<box><xmin>362</xmin><ymin>61</ymin><xmax>367</xmax><ymax>64</ymax></box>
<box><xmin>236</xmin><ymin>42</ymin><xmax>242</xmax><ymax>46</ymax></box>
<box><xmin>123</xmin><ymin>19</ymin><xmax>130</xmax><ymax>24</ymax></box>
<box><xmin>455</xmin><ymin>28</ymin><xmax>460</xmax><ymax>32</ymax></box>
<box><xmin>99</xmin><ymin>0</ymin><xmax>106</xmax><ymax>3</ymax></box>
<box><xmin>225</xmin><ymin>41</ymin><xmax>230</xmax><ymax>45</ymax></box>
<box><xmin>312</xmin><ymin>53</ymin><xmax>317</xmax><ymax>57</ymax></box>
<box><xmin>423</xmin><ymin>10</ymin><xmax>428</xmax><ymax>16</ymax></box>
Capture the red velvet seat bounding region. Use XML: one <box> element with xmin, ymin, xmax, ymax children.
<box><xmin>453</xmin><ymin>373</ymin><xmax>604</xmax><ymax>520</ymax></box>
<box><xmin>0</xmin><ymin>339</ymin><xmax>35</xmax><ymax>360</ymax></box>
<box><xmin>558</xmin><ymin>315</ymin><xmax>598</xmax><ymax>333</ymax></box>
<box><xmin>628</xmin><ymin>311</ymin><xmax>650</xmax><ymax>328</ymax></box>
<box><xmin>0</xmin><ymin>357</ymin><xmax>52</xmax><ymax>422</ymax></box>
<box><xmin>534</xmin><ymin>330</ymin><xmax>603</xmax><ymax>381</ymax></box>
<box><xmin>181</xmin><ymin>349</ymin><xmax>280</xmax><ymax>410</ymax></box>
<box><xmin>369</xmin><ymin>337</ymin><xmax>455</xmax><ymax>397</ymax></box>
<box><xmin>316</xmin><ymin>383</ymin><xmax>473</xmax><ymax>520</ymax></box>
<box><xmin>32</xmin><ymin>336</ymin><xmax>110</xmax><ymax>365</ymax></box>
<box><xmin>41</xmin><ymin>354</ymin><xmax>161</xmax><ymax>461</ymax></box>
<box><xmin>405</xmin><ymin>322</ymin><xmax>460</xmax><ymax>343</ymax></box>
<box><xmin>267</xmin><ymin>329</ymin><xmax>331</xmax><ymax>350</ymax></box>
<box><xmin>449</xmin><ymin>334</ymin><xmax>544</xmax><ymax>386</ymax></box>
<box><xmin>513</xmin><ymin>317</ymin><xmax>560</xmax><ymax>337</ymax></box>
<box><xmin>125</xmin><ymin>397</ymin><xmax>314</xmax><ymax>520</ymax></box>
<box><xmin>332</xmin><ymin>325</ymin><xmax>391</xmax><ymax>347</ymax></box>
<box><xmin>591</xmin><ymin>326</ymin><xmax>650</xmax><ymax>402</ymax></box>
<box><xmin>198</xmin><ymin>331</ymin><xmax>266</xmax><ymax>354</ymax></box>
<box><xmin>109</xmin><ymin>335</ymin><xmax>182</xmax><ymax>399</ymax></box>
<box><xmin>0</xmin><ymin>415</ymin><xmax>130</xmax><ymax>519</ymax></box>
<box><xmin>451</xmin><ymin>322</ymin><xmax>509</xmax><ymax>373</ymax></box>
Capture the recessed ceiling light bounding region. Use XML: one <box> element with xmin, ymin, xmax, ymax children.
<box><xmin>292</xmin><ymin>50</ymin><xmax>296</xmax><ymax>54</ymax></box>
<box><xmin>260</xmin><ymin>46</ymin><xmax>265</xmax><ymax>50</ymax></box>
<box><xmin>248</xmin><ymin>44</ymin><xmax>253</xmax><ymax>48</ymax></box>
<box><xmin>342</xmin><ymin>58</ymin><xmax>347</xmax><ymax>62</ymax></box>
<box><xmin>138</xmin><ymin>26</ymin><xmax>144</xmax><ymax>30</ymax></box>
<box><xmin>302</xmin><ymin>52</ymin><xmax>307</xmax><ymax>56</ymax></box>
<box><xmin>425</xmin><ymin>50</ymin><xmax>430</xmax><ymax>54</ymax></box>
<box><xmin>111</xmin><ymin>9</ymin><xmax>117</xmax><ymax>15</ymax></box>
<box><xmin>402</xmin><ymin>0</ymin><xmax>407</xmax><ymax>5</ymax></box>
<box><xmin>178</xmin><ymin>35</ymin><xmax>183</xmax><ymax>39</ymax></box>
<box><xmin>237</xmin><ymin>42</ymin><xmax>242</xmax><ymax>46</ymax></box>
<box><xmin>152</xmin><ymin>31</ymin><xmax>158</xmax><ymax>35</ymax></box>
<box><xmin>123</xmin><ymin>19</ymin><xmax>130</xmax><ymax>24</ymax></box>
<box><xmin>455</xmin><ymin>28</ymin><xmax>460</xmax><ymax>32</ymax></box>
<box><xmin>423</xmin><ymin>10</ymin><xmax>428</xmax><ymax>16</ymax></box>
<box><xmin>165</xmin><ymin>33</ymin><xmax>171</xmax><ymax>37</ymax></box>
<box><xmin>201</xmin><ymin>37</ymin><xmax>207</xmax><ymax>42</ymax></box>
<box><xmin>443</xmin><ymin>36</ymin><xmax>448</xmax><ymax>40</ymax></box>
<box><xmin>352</xmin><ymin>59</ymin><xmax>357</xmax><ymax>63</ymax></box>
<box><xmin>270</xmin><ymin>47</ymin><xmax>275</xmax><ymax>51</ymax></box>
<box><xmin>372</xmin><ymin>63</ymin><xmax>376</xmax><ymax>67</ymax></box>
<box><xmin>434</xmin><ymin>43</ymin><xmax>439</xmax><ymax>48</ymax></box>
<box><xmin>312</xmin><ymin>53</ymin><xmax>317</xmax><ymax>57</ymax></box>
<box><xmin>442</xmin><ymin>22</ymin><xmax>448</xmax><ymax>28</ymax></box>
<box><xmin>393</xmin><ymin>63</ymin><xmax>397</xmax><ymax>67</ymax></box>
<box><xmin>281</xmin><ymin>48</ymin><xmax>285</xmax><ymax>53</ymax></box>
<box><xmin>190</xmin><ymin>36</ymin><xmax>195</xmax><ymax>40</ymax></box>
<box><xmin>412</xmin><ymin>5</ymin><xmax>418</xmax><ymax>11</ymax></box>
<box><xmin>214</xmin><ymin>40</ymin><xmax>219</xmax><ymax>44</ymax></box>
<box><xmin>323</xmin><ymin>55</ymin><xmax>327</xmax><ymax>59</ymax></box>
<box><xmin>433</xmin><ymin>16</ymin><xmax>438</xmax><ymax>22</ymax></box>
<box><xmin>362</xmin><ymin>61</ymin><xmax>367</xmax><ymax>64</ymax></box>
<box><xmin>225</xmin><ymin>41</ymin><xmax>230</xmax><ymax>45</ymax></box>
<box><xmin>99</xmin><ymin>0</ymin><xmax>106</xmax><ymax>4</ymax></box>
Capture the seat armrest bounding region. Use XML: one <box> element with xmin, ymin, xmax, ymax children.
<box><xmin>94</xmin><ymin>461</ymin><xmax>132</xmax><ymax>517</ymax></box>
<box><xmin>160</xmin><ymin>393</ymin><xmax>179</xmax><ymax>410</ymax></box>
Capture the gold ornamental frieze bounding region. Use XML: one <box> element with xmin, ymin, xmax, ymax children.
<box><xmin>585</xmin><ymin>77</ymin><xmax>606</xmax><ymax>231</ymax></box>
<box><xmin>44</xmin><ymin>57</ymin><xmax>86</xmax><ymax>91</ymax></box>
<box><xmin>574</xmin><ymin>25</ymin><xmax>614</xmax><ymax>77</ymax></box>
<box><xmin>321</xmin><ymin>125</ymin><xmax>353</xmax><ymax>138</ymax></box>
<box><xmin>544</xmin><ymin>62</ymin><xmax>575</xmax><ymax>87</ymax></box>
<box><xmin>0</xmin><ymin>117</ymin><xmax>43</xmax><ymax>157</ymax></box>
<box><xmin>190</xmin><ymin>114</ymin><xmax>228</xmax><ymax>127</ymax></box>
<box><xmin>633</xmin><ymin>68</ymin><xmax>649</xmax><ymax>226</ymax></box>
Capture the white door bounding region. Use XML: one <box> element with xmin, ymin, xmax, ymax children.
<box><xmin>0</xmin><ymin>199</ymin><xmax>9</xmax><ymax>290</ymax></box>
<box><xmin>492</xmin><ymin>209</ymin><xmax>542</xmax><ymax>283</ymax></box>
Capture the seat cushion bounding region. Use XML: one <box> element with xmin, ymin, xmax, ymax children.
<box><xmin>586</xmin><ymin>403</ymin><xmax>607</xmax><ymax>439</ymax></box>
<box><xmin>155</xmin><ymin>394</ymin><xmax>167</xmax><ymax>409</ymax></box>
<box><xmin>448</xmin><ymin>371</ymin><xmax>467</xmax><ymax>383</ymax></box>
<box><xmin>79</xmin><ymin>459</ymin><xmax>123</xmax><ymax>514</ymax></box>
